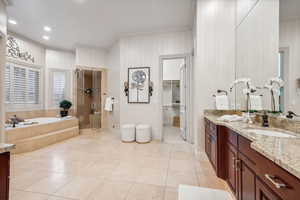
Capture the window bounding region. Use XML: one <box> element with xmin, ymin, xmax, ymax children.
<box><xmin>52</xmin><ymin>71</ymin><xmax>67</xmax><ymax>105</ymax></box>
<box><xmin>5</xmin><ymin>63</ymin><xmax>41</xmax><ymax>106</ymax></box>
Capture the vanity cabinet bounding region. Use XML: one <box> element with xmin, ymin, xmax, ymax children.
<box><xmin>204</xmin><ymin>118</ymin><xmax>300</xmax><ymax>200</ymax></box>
<box><xmin>256</xmin><ymin>177</ymin><xmax>281</xmax><ymax>200</ymax></box>
<box><xmin>237</xmin><ymin>158</ymin><xmax>256</xmax><ymax>200</ymax></box>
<box><xmin>0</xmin><ymin>152</ymin><xmax>10</xmax><ymax>200</ymax></box>
<box><xmin>226</xmin><ymin>143</ymin><xmax>238</xmax><ymax>195</ymax></box>
<box><xmin>205</xmin><ymin>119</ymin><xmax>218</xmax><ymax>171</ymax></box>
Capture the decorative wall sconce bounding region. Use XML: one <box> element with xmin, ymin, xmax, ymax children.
<box><xmin>124</xmin><ymin>81</ymin><xmax>129</xmax><ymax>96</ymax></box>
<box><xmin>149</xmin><ymin>81</ymin><xmax>153</xmax><ymax>96</ymax></box>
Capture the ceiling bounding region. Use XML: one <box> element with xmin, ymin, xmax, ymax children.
<box><xmin>7</xmin><ymin>0</ymin><xmax>194</xmax><ymax>51</ymax></box>
<box><xmin>280</xmin><ymin>0</ymin><xmax>300</xmax><ymax>21</ymax></box>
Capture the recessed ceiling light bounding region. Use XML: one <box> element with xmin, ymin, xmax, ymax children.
<box><xmin>43</xmin><ymin>35</ymin><xmax>50</xmax><ymax>40</ymax></box>
<box><xmin>8</xmin><ymin>19</ymin><xmax>17</xmax><ymax>25</ymax></box>
<box><xmin>44</xmin><ymin>26</ymin><xmax>51</xmax><ymax>32</ymax></box>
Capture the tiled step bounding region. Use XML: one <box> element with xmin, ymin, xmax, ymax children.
<box><xmin>11</xmin><ymin>126</ymin><xmax>79</xmax><ymax>154</ymax></box>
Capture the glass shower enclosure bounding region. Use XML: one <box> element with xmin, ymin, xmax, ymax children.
<box><xmin>76</xmin><ymin>69</ymin><xmax>102</xmax><ymax>129</ymax></box>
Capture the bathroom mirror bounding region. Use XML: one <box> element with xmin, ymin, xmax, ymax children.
<box><xmin>235</xmin><ymin>0</ymin><xmax>300</xmax><ymax>115</ymax></box>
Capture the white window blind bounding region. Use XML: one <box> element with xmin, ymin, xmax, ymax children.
<box><xmin>52</xmin><ymin>71</ymin><xmax>66</xmax><ymax>105</ymax></box>
<box><xmin>5</xmin><ymin>63</ymin><xmax>41</xmax><ymax>105</ymax></box>
<box><xmin>4</xmin><ymin>65</ymin><xmax>11</xmax><ymax>102</ymax></box>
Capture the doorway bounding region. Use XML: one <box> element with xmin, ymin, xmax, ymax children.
<box><xmin>160</xmin><ymin>54</ymin><xmax>192</xmax><ymax>144</ymax></box>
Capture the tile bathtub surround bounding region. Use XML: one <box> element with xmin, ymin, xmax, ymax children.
<box><xmin>0</xmin><ymin>143</ymin><xmax>15</xmax><ymax>153</ymax></box>
<box><xmin>204</xmin><ymin>112</ymin><xmax>300</xmax><ymax>180</ymax></box>
<box><xmin>5</xmin><ymin>109</ymin><xmax>75</xmax><ymax>121</ymax></box>
<box><xmin>9</xmin><ymin>130</ymin><xmax>228</xmax><ymax>200</ymax></box>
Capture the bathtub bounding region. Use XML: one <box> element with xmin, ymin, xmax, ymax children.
<box><xmin>5</xmin><ymin>116</ymin><xmax>73</xmax><ymax>130</ymax></box>
<box><xmin>5</xmin><ymin>116</ymin><xmax>79</xmax><ymax>154</ymax></box>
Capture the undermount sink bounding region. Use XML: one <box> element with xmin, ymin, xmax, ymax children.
<box><xmin>245</xmin><ymin>129</ymin><xmax>296</xmax><ymax>138</ymax></box>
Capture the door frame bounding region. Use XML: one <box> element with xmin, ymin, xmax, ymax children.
<box><xmin>159</xmin><ymin>54</ymin><xmax>193</xmax><ymax>143</ymax></box>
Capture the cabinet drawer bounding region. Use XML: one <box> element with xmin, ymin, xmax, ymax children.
<box><xmin>239</xmin><ymin>136</ymin><xmax>300</xmax><ymax>200</ymax></box>
<box><xmin>255</xmin><ymin>156</ymin><xmax>300</xmax><ymax>200</ymax></box>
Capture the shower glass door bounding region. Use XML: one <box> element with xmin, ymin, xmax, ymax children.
<box><xmin>76</xmin><ymin>69</ymin><xmax>102</xmax><ymax>129</ymax></box>
<box><xmin>76</xmin><ymin>69</ymin><xmax>85</xmax><ymax>129</ymax></box>
<box><xmin>91</xmin><ymin>71</ymin><xmax>101</xmax><ymax>129</ymax></box>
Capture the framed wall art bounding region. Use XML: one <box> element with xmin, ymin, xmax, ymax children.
<box><xmin>127</xmin><ymin>67</ymin><xmax>150</xmax><ymax>104</ymax></box>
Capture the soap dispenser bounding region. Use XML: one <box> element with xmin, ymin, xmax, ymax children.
<box><xmin>262</xmin><ymin>111</ymin><xmax>269</xmax><ymax>127</ymax></box>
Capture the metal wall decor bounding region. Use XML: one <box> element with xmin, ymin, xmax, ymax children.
<box><xmin>7</xmin><ymin>36</ymin><xmax>35</xmax><ymax>63</ymax></box>
<box><xmin>127</xmin><ymin>67</ymin><xmax>151</xmax><ymax>104</ymax></box>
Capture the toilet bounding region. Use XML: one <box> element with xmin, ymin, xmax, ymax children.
<box><xmin>136</xmin><ymin>124</ymin><xmax>152</xmax><ymax>143</ymax></box>
<box><xmin>121</xmin><ymin>124</ymin><xmax>136</xmax><ymax>142</ymax></box>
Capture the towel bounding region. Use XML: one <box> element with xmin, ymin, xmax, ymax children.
<box><xmin>250</xmin><ymin>95</ymin><xmax>263</xmax><ymax>111</ymax></box>
<box><xmin>215</xmin><ymin>95</ymin><xmax>229</xmax><ymax>110</ymax></box>
<box><xmin>217</xmin><ymin>115</ymin><xmax>243</xmax><ymax>122</ymax></box>
<box><xmin>104</xmin><ymin>97</ymin><xmax>114</xmax><ymax>112</ymax></box>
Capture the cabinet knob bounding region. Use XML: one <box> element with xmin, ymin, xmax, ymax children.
<box><xmin>265</xmin><ymin>174</ymin><xmax>287</xmax><ymax>189</ymax></box>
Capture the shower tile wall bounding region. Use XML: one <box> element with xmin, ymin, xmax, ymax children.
<box><xmin>82</xmin><ymin>71</ymin><xmax>93</xmax><ymax>128</ymax></box>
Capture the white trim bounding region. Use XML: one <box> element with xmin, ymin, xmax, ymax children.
<box><xmin>159</xmin><ymin>54</ymin><xmax>193</xmax><ymax>144</ymax></box>
<box><xmin>7</xmin><ymin>57</ymin><xmax>43</xmax><ymax>69</ymax></box>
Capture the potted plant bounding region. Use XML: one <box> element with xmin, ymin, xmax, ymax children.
<box><xmin>59</xmin><ymin>100</ymin><xmax>72</xmax><ymax>117</ymax></box>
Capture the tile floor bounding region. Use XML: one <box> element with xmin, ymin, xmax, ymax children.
<box><xmin>9</xmin><ymin>130</ymin><xmax>228</xmax><ymax>200</ymax></box>
<box><xmin>163</xmin><ymin>126</ymin><xmax>184</xmax><ymax>144</ymax></box>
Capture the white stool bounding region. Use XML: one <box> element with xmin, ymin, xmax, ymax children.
<box><xmin>121</xmin><ymin>124</ymin><xmax>136</xmax><ymax>143</ymax></box>
<box><xmin>136</xmin><ymin>124</ymin><xmax>151</xmax><ymax>144</ymax></box>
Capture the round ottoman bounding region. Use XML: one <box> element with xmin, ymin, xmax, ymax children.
<box><xmin>136</xmin><ymin>124</ymin><xmax>152</xmax><ymax>144</ymax></box>
<box><xmin>121</xmin><ymin>124</ymin><xmax>136</xmax><ymax>143</ymax></box>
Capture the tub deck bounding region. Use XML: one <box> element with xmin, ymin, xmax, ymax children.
<box><xmin>5</xmin><ymin>117</ymin><xmax>79</xmax><ymax>154</ymax></box>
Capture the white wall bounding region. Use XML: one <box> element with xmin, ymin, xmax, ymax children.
<box><xmin>0</xmin><ymin>0</ymin><xmax>6</xmax><ymax>143</ymax></box>
<box><xmin>107</xmin><ymin>42</ymin><xmax>121</xmax><ymax>128</ymax></box>
<box><xmin>236</xmin><ymin>0</ymin><xmax>259</xmax><ymax>26</ymax></box>
<box><xmin>0</xmin><ymin>0</ymin><xmax>6</xmax><ymax>37</ymax></box>
<box><xmin>193</xmin><ymin>0</ymin><xmax>236</xmax><ymax>150</ymax></box>
<box><xmin>45</xmin><ymin>49</ymin><xmax>75</xmax><ymax>109</ymax></box>
<box><xmin>280</xmin><ymin>19</ymin><xmax>300</xmax><ymax>113</ymax></box>
<box><xmin>75</xmin><ymin>46</ymin><xmax>107</xmax><ymax>68</ymax></box>
<box><xmin>8</xmin><ymin>33</ymin><xmax>46</xmax><ymax>66</ymax></box>
<box><xmin>236</xmin><ymin>0</ymin><xmax>279</xmax><ymax>110</ymax></box>
<box><xmin>119</xmin><ymin>31</ymin><xmax>193</xmax><ymax>139</ymax></box>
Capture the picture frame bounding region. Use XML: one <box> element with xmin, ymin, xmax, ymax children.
<box><xmin>127</xmin><ymin>67</ymin><xmax>150</xmax><ymax>104</ymax></box>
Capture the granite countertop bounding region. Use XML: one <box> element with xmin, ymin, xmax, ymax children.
<box><xmin>0</xmin><ymin>143</ymin><xmax>15</xmax><ymax>154</ymax></box>
<box><xmin>204</xmin><ymin>113</ymin><xmax>300</xmax><ymax>180</ymax></box>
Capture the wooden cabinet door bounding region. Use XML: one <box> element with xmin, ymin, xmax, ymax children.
<box><xmin>210</xmin><ymin>135</ymin><xmax>217</xmax><ymax>170</ymax></box>
<box><xmin>238</xmin><ymin>159</ymin><xmax>256</xmax><ymax>200</ymax></box>
<box><xmin>226</xmin><ymin>143</ymin><xmax>238</xmax><ymax>196</ymax></box>
<box><xmin>205</xmin><ymin>130</ymin><xmax>211</xmax><ymax>158</ymax></box>
<box><xmin>256</xmin><ymin>177</ymin><xmax>281</xmax><ymax>200</ymax></box>
<box><xmin>0</xmin><ymin>152</ymin><xmax>10</xmax><ymax>200</ymax></box>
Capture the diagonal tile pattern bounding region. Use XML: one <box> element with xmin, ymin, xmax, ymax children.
<box><xmin>10</xmin><ymin>130</ymin><xmax>228</xmax><ymax>200</ymax></box>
